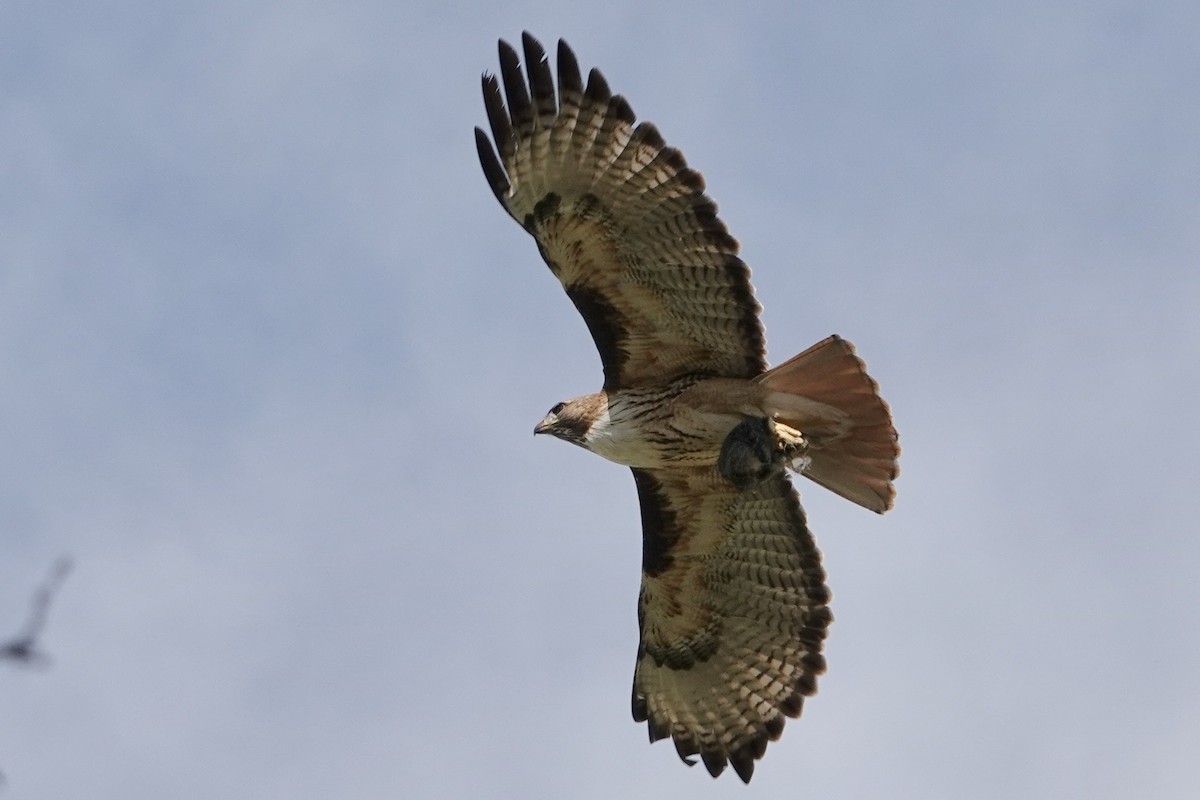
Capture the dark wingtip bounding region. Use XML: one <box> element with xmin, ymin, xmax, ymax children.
<box><xmin>496</xmin><ymin>37</ymin><xmax>518</xmax><ymax>79</ymax></box>
<box><xmin>521</xmin><ymin>32</ymin><xmax>556</xmax><ymax>120</ymax></box>
<box><xmin>632</xmin><ymin>122</ymin><xmax>665</xmax><ymax>151</ymax></box>
<box><xmin>700</xmin><ymin>749</ymin><xmax>727</xmax><ymax>778</ymax></box>
<box><xmin>729</xmin><ymin>747</ymin><xmax>756</xmax><ymax>783</ymax></box>
<box><xmin>764</xmin><ymin>713</ymin><xmax>786</xmax><ymax>741</ymax></box>
<box><xmin>631</xmin><ymin>681</ymin><xmax>648</xmax><ymax>722</ymax></box>
<box><xmin>609</xmin><ymin>94</ymin><xmax>635</xmax><ymax>126</ymax></box>
<box><xmin>556</xmin><ymin>39</ymin><xmax>583</xmax><ymax>98</ymax></box>
<box><xmin>481</xmin><ymin>71</ymin><xmax>513</xmax><ymax>159</ymax></box>
<box><xmin>475</xmin><ymin>127</ymin><xmax>509</xmax><ymax>202</ymax></box>
<box><xmin>584</xmin><ymin>67</ymin><xmax>612</xmax><ymax>103</ymax></box>
<box><xmin>498</xmin><ymin>37</ymin><xmax>532</xmax><ymax>131</ymax></box>
<box><xmin>779</xmin><ymin>690</ymin><xmax>805</xmax><ymax>718</ymax></box>
<box><xmin>673</xmin><ymin>737</ymin><xmax>698</xmax><ymax>767</ymax></box>
<box><xmin>520</xmin><ymin>32</ymin><xmax>547</xmax><ymax>75</ymax></box>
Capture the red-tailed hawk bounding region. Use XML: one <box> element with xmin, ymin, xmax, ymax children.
<box><xmin>475</xmin><ymin>33</ymin><xmax>899</xmax><ymax>783</ymax></box>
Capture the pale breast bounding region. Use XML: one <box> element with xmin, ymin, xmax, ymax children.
<box><xmin>583</xmin><ymin>382</ymin><xmax>745</xmax><ymax>469</ymax></box>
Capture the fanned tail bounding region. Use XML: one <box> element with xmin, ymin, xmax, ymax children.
<box><xmin>755</xmin><ymin>336</ymin><xmax>899</xmax><ymax>513</ymax></box>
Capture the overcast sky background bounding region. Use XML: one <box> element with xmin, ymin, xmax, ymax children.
<box><xmin>2</xmin><ymin>1</ymin><xmax>1197</xmax><ymax>798</ymax></box>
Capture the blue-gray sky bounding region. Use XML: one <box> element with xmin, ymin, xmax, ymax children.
<box><xmin>3</xmin><ymin>1</ymin><xmax>1198</xmax><ymax>797</ymax></box>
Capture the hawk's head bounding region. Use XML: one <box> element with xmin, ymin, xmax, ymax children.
<box><xmin>533</xmin><ymin>394</ymin><xmax>605</xmax><ymax>448</ymax></box>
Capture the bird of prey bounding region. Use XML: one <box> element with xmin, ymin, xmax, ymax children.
<box><xmin>0</xmin><ymin>556</ymin><xmax>72</xmax><ymax>668</ymax></box>
<box><xmin>475</xmin><ymin>33</ymin><xmax>899</xmax><ymax>783</ymax></box>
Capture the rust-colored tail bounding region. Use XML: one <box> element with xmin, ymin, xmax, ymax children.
<box><xmin>755</xmin><ymin>335</ymin><xmax>899</xmax><ymax>513</ymax></box>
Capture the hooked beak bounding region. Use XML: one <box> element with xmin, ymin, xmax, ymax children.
<box><xmin>534</xmin><ymin>415</ymin><xmax>555</xmax><ymax>436</ymax></box>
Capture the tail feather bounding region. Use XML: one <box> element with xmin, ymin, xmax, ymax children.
<box><xmin>755</xmin><ymin>336</ymin><xmax>899</xmax><ymax>513</ymax></box>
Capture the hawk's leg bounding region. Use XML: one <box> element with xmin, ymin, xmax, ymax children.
<box><xmin>718</xmin><ymin>417</ymin><xmax>811</xmax><ymax>490</ymax></box>
<box><xmin>773</xmin><ymin>420</ymin><xmax>812</xmax><ymax>474</ymax></box>
<box><xmin>718</xmin><ymin>417</ymin><xmax>777</xmax><ymax>489</ymax></box>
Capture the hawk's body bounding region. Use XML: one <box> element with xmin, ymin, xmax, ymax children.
<box><xmin>553</xmin><ymin>378</ymin><xmax>752</xmax><ymax>469</ymax></box>
<box><xmin>476</xmin><ymin>33</ymin><xmax>899</xmax><ymax>782</ymax></box>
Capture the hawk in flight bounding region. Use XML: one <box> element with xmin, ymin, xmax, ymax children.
<box><xmin>475</xmin><ymin>33</ymin><xmax>899</xmax><ymax>782</ymax></box>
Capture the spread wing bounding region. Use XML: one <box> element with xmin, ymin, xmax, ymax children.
<box><xmin>475</xmin><ymin>33</ymin><xmax>766</xmax><ymax>390</ymax></box>
<box><xmin>630</xmin><ymin>466</ymin><xmax>831</xmax><ymax>783</ymax></box>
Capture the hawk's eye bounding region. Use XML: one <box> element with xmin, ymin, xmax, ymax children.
<box><xmin>549</xmin><ymin>402</ymin><xmax>566</xmax><ymax>415</ymax></box>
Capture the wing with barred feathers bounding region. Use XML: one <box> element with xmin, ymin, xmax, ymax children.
<box><xmin>475</xmin><ymin>33</ymin><xmax>766</xmax><ymax>391</ymax></box>
<box><xmin>630</xmin><ymin>466</ymin><xmax>831</xmax><ymax>783</ymax></box>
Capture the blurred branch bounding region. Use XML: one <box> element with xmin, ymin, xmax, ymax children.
<box><xmin>1</xmin><ymin>556</ymin><xmax>73</xmax><ymax>668</ymax></box>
